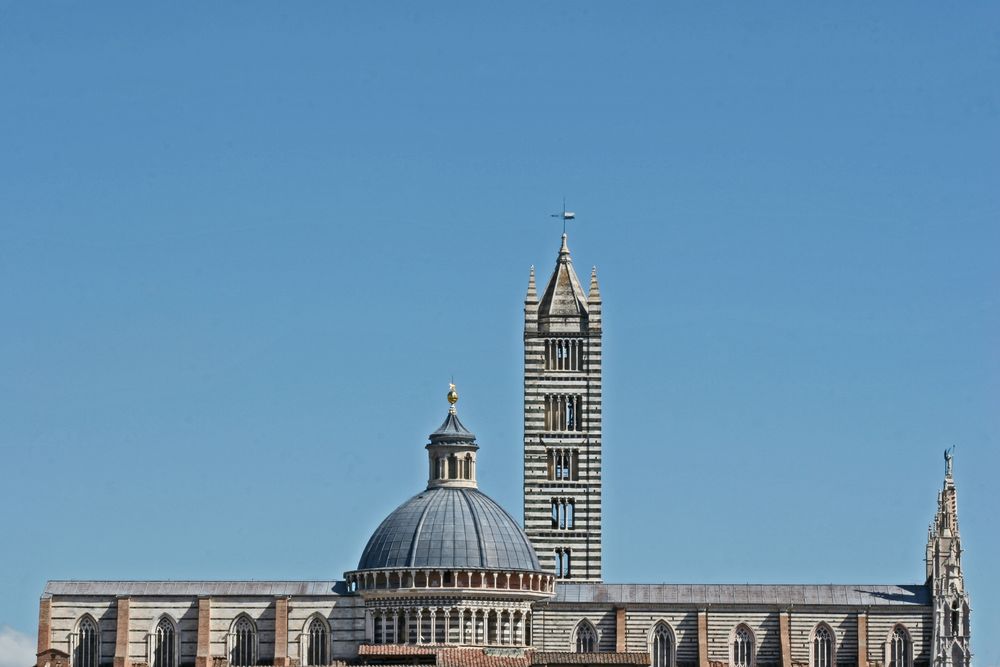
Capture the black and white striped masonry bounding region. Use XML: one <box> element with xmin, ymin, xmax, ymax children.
<box><xmin>523</xmin><ymin>233</ymin><xmax>603</xmax><ymax>582</ymax></box>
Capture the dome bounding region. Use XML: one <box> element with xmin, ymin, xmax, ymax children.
<box><xmin>357</xmin><ymin>486</ymin><xmax>542</xmax><ymax>572</ymax></box>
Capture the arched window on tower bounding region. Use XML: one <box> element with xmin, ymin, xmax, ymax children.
<box><xmin>152</xmin><ymin>616</ymin><xmax>178</xmax><ymax>667</ymax></box>
<box><xmin>952</xmin><ymin>643</ymin><xmax>965</xmax><ymax>667</ymax></box>
<box><xmin>811</xmin><ymin>624</ymin><xmax>834</xmax><ymax>667</ymax></box>
<box><xmin>229</xmin><ymin>615</ymin><xmax>257</xmax><ymax>667</ymax></box>
<box><xmin>305</xmin><ymin>615</ymin><xmax>331</xmax><ymax>666</ymax></box>
<box><xmin>886</xmin><ymin>626</ymin><xmax>911</xmax><ymax>667</ymax></box>
<box><xmin>544</xmin><ymin>395</ymin><xmax>583</xmax><ymax>431</ymax></box>
<box><xmin>575</xmin><ymin>620</ymin><xmax>597</xmax><ymax>653</ymax></box>
<box><xmin>951</xmin><ymin>601</ymin><xmax>961</xmax><ymax>637</ymax></box>
<box><xmin>650</xmin><ymin>622</ymin><xmax>674</xmax><ymax>667</ymax></box>
<box><xmin>554</xmin><ymin>548</ymin><xmax>571</xmax><ymax>578</ymax></box>
<box><xmin>732</xmin><ymin>625</ymin><xmax>754</xmax><ymax>667</ymax></box>
<box><xmin>74</xmin><ymin>616</ymin><xmax>100</xmax><ymax>667</ymax></box>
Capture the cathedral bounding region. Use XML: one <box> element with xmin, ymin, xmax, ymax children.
<box><xmin>34</xmin><ymin>235</ymin><xmax>971</xmax><ymax>667</ymax></box>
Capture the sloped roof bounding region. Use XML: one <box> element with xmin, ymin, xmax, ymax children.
<box><xmin>429</xmin><ymin>411</ymin><xmax>477</xmax><ymax>447</ymax></box>
<box><xmin>357</xmin><ymin>646</ymin><xmax>650</xmax><ymax>667</ymax></box>
<box><xmin>533</xmin><ymin>654</ymin><xmax>650</xmax><ymax>665</ymax></box>
<box><xmin>43</xmin><ymin>580</ymin><xmax>349</xmax><ymax>596</ymax></box>
<box><xmin>550</xmin><ymin>583</ymin><xmax>930</xmax><ymax>606</ymax></box>
<box><xmin>538</xmin><ymin>234</ymin><xmax>587</xmax><ymax>319</ymax></box>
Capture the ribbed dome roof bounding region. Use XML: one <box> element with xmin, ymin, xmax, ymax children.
<box><xmin>357</xmin><ymin>487</ymin><xmax>542</xmax><ymax>572</ymax></box>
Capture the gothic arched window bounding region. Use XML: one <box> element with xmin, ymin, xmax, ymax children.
<box><xmin>951</xmin><ymin>643</ymin><xmax>965</xmax><ymax>667</ymax></box>
<box><xmin>887</xmin><ymin>626</ymin><xmax>911</xmax><ymax>667</ymax></box>
<box><xmin>74</xmin><ymin>616</ymin><xmax>100</xmax><ymax>667</ymax></box>
<box><xmin>732</xmin><ymin>625</ymin><xmax>754</xmax><ymax>667</ymax></box>
<box><xmin>152</xmin><ymin>616</ymin><xmax>178</xmax><ymax>667</ymax></box>
<box><xmin>650</xmin><ymin>622</ymin><xmax>674</xmax><ymax>667</ymax></box>
<box><xmin>575</xmin><ymin>620</ymin><xmax>597</xmax><ymax>653</ymax></box>
<box><xmin>230</xmin><ymin>615</ymin><xmax>257</xmax><ymax>667</ymax></box>
<box><xmin>554</xmin><ymin>549</ymin><xmax>571</xmax><ymax>578</ymax></box>
<box><xmin>811</xmin><ymin>624</ymin><xmax>834</xmax><ymax>667</ymax></box>
<box><xmin>306</xmin><ymin>615</ymin><xmax>330</xmax><ymax>666</ymax></box>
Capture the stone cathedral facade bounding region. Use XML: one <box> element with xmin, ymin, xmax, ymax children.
<box><xmin>35</xmin><ymin>235</ymin><xmax>971</xmax><ymax>667</ymax></box>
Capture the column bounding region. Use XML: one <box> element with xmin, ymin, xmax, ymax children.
<box><xmin>113</xmin><ymin>597</ymin><xmax>130</xmax><ymax>667</ymax></box>
<box><xmin>779</xmin><ymin>612</ymin><xmax>792</xmax><ymax>667</ymax></box>
<box><xmin>274</xmin><ymin>598</ymin><xmax>290</xmax><ymax>666</ymax></box>
<box><xmin>365</xmin><ymin>610</ymin><xmax>375</xmax><ymax>643</ymax></box>
<box><xmin>616</xmin><ymin>607</ymin><xmax>626</xmax><ymax>652</ymax></box>
<box><xmin>196</xmin><ymin>598</ymin><xmax>211</xmax><ymax>667</ymax></box>
<box><xmin>857</xmin><ymin>611</ymin><xmax>869</xmax><ymax>667</ymax></box>
<box><xmin>36</xmin><ymin>598</ymin><xmax>51</xmax><ymax>658</ymax></box>
<box><xmin>698</xmin><ymin>610</ymin><xmax>709</xmax><ymax>667</ymax></box>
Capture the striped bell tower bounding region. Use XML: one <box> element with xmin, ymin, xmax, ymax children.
<box><xmin>523</xmin><ymin>233</ymin><xmax>602</xmax><ymax>582</ymax></box>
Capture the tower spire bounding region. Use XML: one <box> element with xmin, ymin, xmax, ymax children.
<box><xmin>537</xmin><ymin>233</ymin><xmax>588</xmax><ymax>322</ymax></box>
<box><xmin>927</xmin><ymin>450</ymin><xmax>971</xmax><ymax>667</ymax></box>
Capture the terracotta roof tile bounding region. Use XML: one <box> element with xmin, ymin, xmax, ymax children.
<box><xmin>532</xmin><ymin>653</ymin><xmax>651</xmax><ymax>665</ymax></box>
<box><xmin>357</xmin><ymin>645</ymin><xmax>650</xmax><ymax>667</ymax></box>
<box><xmin>359</xmin><ymin>644</ymin><xmax>440</xmax><ymax>656</ymax></box>
<box><xmin>438</xmin><ymin>648</ymin><xmax>532</xmax><ymax>667</ymax></box>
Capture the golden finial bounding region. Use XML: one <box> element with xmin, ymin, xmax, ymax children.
<box><xmin>447</xmin><ymin>382</ymin><xmax>458</xmax><ymax>413</ymax></box>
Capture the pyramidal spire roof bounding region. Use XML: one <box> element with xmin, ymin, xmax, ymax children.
<box><xmin>539</xmin><ymin>233</ymin><xmax>588</xmax><ymax>318</ymax></box>
<box><xmin>588</xmin><ymin>266</ymin><xmax>601</xmax><ymax>302</ymax></box>
<box><xmin>525</xmin><ymin>265</ymin><xmax>537</xmax><ymax>302</ymax></box>
<box><xmin>428</xmin><ymin>410</ymin><xmax>477</xmax><ymax>446</ymax></box>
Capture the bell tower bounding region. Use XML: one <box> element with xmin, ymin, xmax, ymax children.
<box><xmin>523</xmin><ymin>233</ymin><xmax>603</xmax><ymax>581</ymax></box>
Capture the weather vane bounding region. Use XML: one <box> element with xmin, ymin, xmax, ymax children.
<box><xmin>550</xmin><ymin>197</ymin><xmax>576</xmax><ymax>235</ymax></box>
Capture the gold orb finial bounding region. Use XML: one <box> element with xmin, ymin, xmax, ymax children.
<box><xmin>447</xmin><ymin>383</ymin><xmax>458</xmax><ymax>413</ymax></box>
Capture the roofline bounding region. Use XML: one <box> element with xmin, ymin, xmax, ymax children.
<box><xmin>561</xmin><ymin>582</ymin><xmax>929</xmax><ymax>587</ymax></box>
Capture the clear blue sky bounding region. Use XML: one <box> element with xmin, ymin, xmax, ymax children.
<box><xmin>1</xmin><ymin>3</ymin><xmax>997</xmax><ymax>665</ymax></box>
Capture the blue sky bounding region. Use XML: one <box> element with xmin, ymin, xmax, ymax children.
<box><xmin>0</xmin><ymin>3</ymin><xmax>997</xmax><ymax>666</ymax></box>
